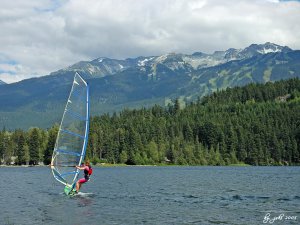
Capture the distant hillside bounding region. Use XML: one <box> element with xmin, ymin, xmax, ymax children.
<box><xmin>1</xmin><ymin>78</ymin><xmax>299</xmax><ymax>166</ymax></box>
<box><xmin>0</xmin><ymin>80</ymin><xmax>6</xmax><ymax>85</ymax></box>
<box><xmin>84</xmin><ymin>78</ymin><xmax>300</xmax><ymax>166</ymax></box>
<box><xmin>0</xmin><ymin>42</ymin><xmax>300</xmax><ymax>129</ymax></box>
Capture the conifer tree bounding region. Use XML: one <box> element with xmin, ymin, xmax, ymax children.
<box><xmin>43</xmin><ymin>125</ymin><xmax>58</xmax><ymax>165</ymax></box>
<box><xmin>28</xmin><ymin>128</ymin><xmax>40</xmax><ymax>165</ymax></box>
<box><xmin>16</xmin><ymin>132</ymin><xmax>26</xmax><ymax>165</ymax></box>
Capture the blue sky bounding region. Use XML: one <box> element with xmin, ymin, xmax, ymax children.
<box><xmin>0</xmin><ymin>0</ymin><xmax>300</xmax><ymax>83</ymax></box>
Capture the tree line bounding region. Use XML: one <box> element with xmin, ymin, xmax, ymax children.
<box><xmin>1</xmin><ymin>78</ymin><xmax>300</xmax><ymax>166</ymax></box>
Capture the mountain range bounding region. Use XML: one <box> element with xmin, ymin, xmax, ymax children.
<box><xmin>0</xmin><ymin>42</ymin><xmax>299</xmax><ymax>129</ymax></box>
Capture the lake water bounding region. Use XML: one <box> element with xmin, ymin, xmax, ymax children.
<box><xmin>0</xmin><ymin>166</ymin><xmax>299</xmax><ymax>225</ymax></box>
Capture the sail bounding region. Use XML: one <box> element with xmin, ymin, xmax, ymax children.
<box><xmin>51</xmin><ymin>73</ymin><xmax>89</xmax><ymax>188</ymax></box>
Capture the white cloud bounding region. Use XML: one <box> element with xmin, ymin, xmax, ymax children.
<box><xmin>0</xmin><ymin>0</ymin><xmax>300</xmax><ymax>83</ymax></box>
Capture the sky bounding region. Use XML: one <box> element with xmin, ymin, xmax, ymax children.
<box><xmin>0</xmin><ymin>0</ymin><xmax>300</xmax><ymax>83</ymax></box>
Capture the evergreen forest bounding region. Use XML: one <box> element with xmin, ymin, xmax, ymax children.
<box><xmin>1</xmin><ymin>78</ymin><xmax>300</xmax><ymax>166</ymax></box>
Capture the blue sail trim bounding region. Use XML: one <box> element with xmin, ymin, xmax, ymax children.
<box><xmin>61</xmin><ymin>171</ymin><xmax>79</xmax><ymax>177</ymax></box>
<box><xmin>54</xmin><ymin>176</ymin><xmax>66</xmax><ymax>183</ymax></box>
<box><xmin>61</xmin><ymin>129</ymin><xmax>85</xmax><ymax>139</ymax></box>
<box><xmin>60</xmin><ymin>171</ymin><xmax>79</xmax><ymax>177</ymax></box>
<box><xmin>66</xmin><ymin>109</ymin><xmax>86</xmax><ymax>121</ymax></box>
<box><xmin>53</xmin><ymin>169</ymin><xmax>67</xmax><ymax>183</ymax></box>
<box><xmin>56</xmin><ymin>149</ymin><xmax>82</xmax><ymax>157</ymax></box>
<box><xmin>81</xmin><ymin>84</ymin><xmax>90</xmax><ymax>164</ymax></box>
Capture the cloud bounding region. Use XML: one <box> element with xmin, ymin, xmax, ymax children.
<box><xmin>0</xmin><ymin>0</ymin><xmax>300</xmax><ymax>83</ymax></box>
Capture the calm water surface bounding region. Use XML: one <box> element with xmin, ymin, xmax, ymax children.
<box><xmin>0</xmin><ymin>166</ymin><xmax>299</xmax><ymax>225</ymax></box>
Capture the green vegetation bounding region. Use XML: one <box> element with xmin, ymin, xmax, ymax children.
<box><xmin>1</xmin><ymin>49</ymin><xmax>300</xmax><ymax>130</ymax></box>
<box><xmin>1</xmin><ymin>78</ymin><xmax>300</xmax><ymax>166</ymax></box>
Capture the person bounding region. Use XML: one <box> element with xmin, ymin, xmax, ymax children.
<box><xmin>75</xmin><ymin>160</ymin><xmax>92</xmax><ymax>193</ymax></box>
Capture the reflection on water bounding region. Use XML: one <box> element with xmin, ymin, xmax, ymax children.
<box><xmin>0</xmin><ymin>166</ymin><xmax>299</xmax><ymax>225</ymax></box>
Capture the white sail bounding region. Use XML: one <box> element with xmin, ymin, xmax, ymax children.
<box><xmin>51</xmin><ymin>73</ymin><xmax>89</xmax><ymax>189</ymax></box>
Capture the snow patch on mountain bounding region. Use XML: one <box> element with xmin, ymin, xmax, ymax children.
<box><xmin>155</xmin><ymin>54</ymin><xmax>170</xmax><ymax>64</ymax></box>
<box><xmin>138</xmin><ymin>57</ymin><xmax>154</xmax><ymax>66</ymax></box>
<box><xmin>258</xmin><ymin>47</ymin><xmax>281</xmax><ymax>54</ymax></box>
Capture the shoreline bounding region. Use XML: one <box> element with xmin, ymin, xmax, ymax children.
<box><xmin>0</xmin><ymin>164</ymin><xmax>44</xmax><ymax>168</ymax></box>
<box><xmin>1</xmin><ymin>163</ymin><xmax>300</xmax><ymax>167</ymax></box>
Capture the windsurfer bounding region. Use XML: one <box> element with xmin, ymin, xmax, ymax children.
<box><xmin>75</xmin><ymin>160</ymin><xmax>93</xmax><ymax>193</ymax></box>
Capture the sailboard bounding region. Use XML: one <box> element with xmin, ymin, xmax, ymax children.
<box><xmin>51</xmin><ymin>73</ymin><xmax>90</xmax><ymax>195</ymax></box>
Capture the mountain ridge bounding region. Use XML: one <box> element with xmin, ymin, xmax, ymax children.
<box><xmin>0</xmin><ymin>42</ymin><xmax>299</xmax><ymax>129</ymax></box>
<box><xmin>49</xmin><ymin>42</ymin><xmax>292</xmax><ymax>79</ymax></box>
